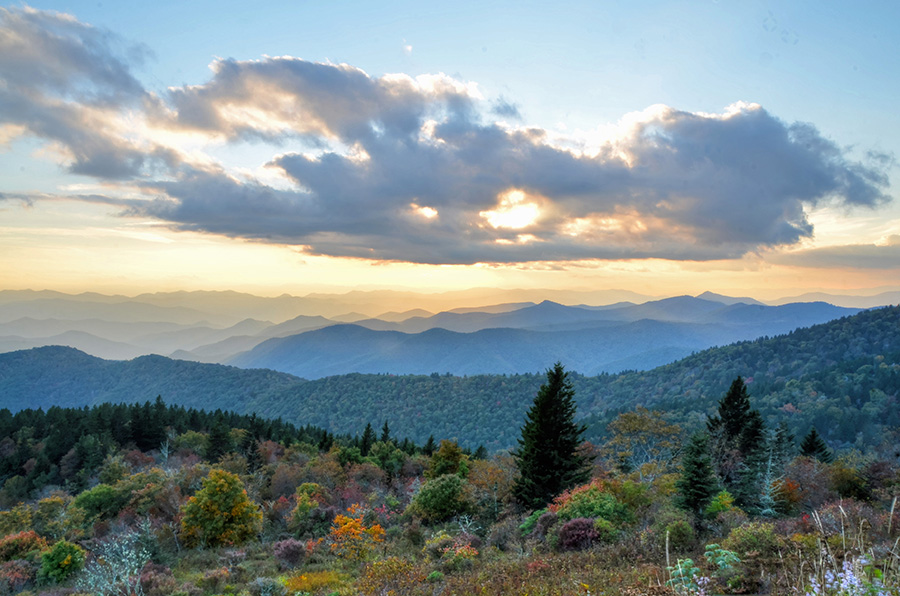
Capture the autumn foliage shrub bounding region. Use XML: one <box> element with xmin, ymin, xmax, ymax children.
<box><xmin>357</xmin><ymin>557</ymin><xmax>426</xmax><ymax>595</ymax></box>
<box><xmin>0</xmin><ymin>531</ymin><xmax>47</xmax><ymax>563</ymax></box>
<box><xmin>328</xmin><ymin>504</ymin><xmax>385</xmax><ymax>560</ymax></box>
<box><xmin>180</xmin><ymin>469</ymin><xmax>262</xmax><ymax>547</ymax></box>
<box><xmin>197</xmin><ymin>567</ymin><xmax>230</xmax><ymax>592</ymax></box>
<box><xmin>0</xmin><ymin>559</ymin><xmax>36</xmax><ymax>594</ymax></box>
<box><xmin>283</xmin><ymin>569</ymin><xmax>345</xmax><ymax>593</ymax></box>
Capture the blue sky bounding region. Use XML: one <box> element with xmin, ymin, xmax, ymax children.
<box><xmin>1</xmin><ymin>1</ymin><xmax>898</xmax><ymax>297</ymax></box>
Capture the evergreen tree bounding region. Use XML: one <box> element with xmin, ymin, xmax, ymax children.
<box><xmin>800</xmin><ymin>427</ymin><xmax>833</xmax><ymax>462</ymax></box>
<box><xmin>771</xmin><ymin>421</ymin><xmax>795</xmax><ymax>469</ymax></box>
<box><xmin>707</xmin><ymin>376</ymin><xmax>767</xmax><ymax>505</ymax></box>
<box><xmin>512</xmin><ymin>362</ymin><xmax>589</xmax><ymax>510</ymax></box>
<box><xmin>205</xmin><ymin>417</ymin><xmax>232</xmax><ymax>462</ymax></box>
<box><xmin>317</xmin><ymin>431</ymin><xmax>333</xmax><ymax>452</ymax></box>
<box><xmin>422</xmin><ymin>435</ymin><xmax>437</xmax><ymax>456</ymax></box>
<box><xmin>380</xmin><ymin>421</ymin><xmax>391</xmax><ymax>444</ymax></box>
<box><xmin>360</xmin><ymin>423</ymin><xmax>376</xmax><ymax>457</ymax></box>
<box><xmin>734</xmin><ymin>410</ymin><xmax>768</xmax><ymax>508</ymax></box>
<box><xmin>675</xmin><ymin>432</ymin><xmax>718</xmax><ymax>517</ymax></box>
<box><xmin>707</xmin><ymin>376</ymin><xmax>752</xmax><ymax>443</ymax></box>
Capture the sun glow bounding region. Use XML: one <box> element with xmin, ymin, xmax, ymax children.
<box><xmin>480</xmin><ymin>189</ymin><xmax>541</xmax><ymax>230</ymax></box>
<box><xmin>410</xmin><ymin>203</ymin><xmax>438</xmax><ymax>219</ymax></box>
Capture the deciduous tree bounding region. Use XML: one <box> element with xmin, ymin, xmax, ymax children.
<box><xmin>603</xmin><ymin>407</ymin><xmax>681</xmax><ymax>482</ymax></box>
<box><xmin>180</xmin><ymin>469</ymin><xmax>262</xmax><ymax>547</ymax></box>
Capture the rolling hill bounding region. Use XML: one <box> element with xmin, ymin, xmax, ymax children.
<box><xmin>1</xmin><ymin>306</ymin><xmax>896</xmax><ymax>451</ymax></box>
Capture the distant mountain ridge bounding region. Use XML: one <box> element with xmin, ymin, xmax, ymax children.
<box><xmin>229</xmin><ymin>299</ymin><xmax>860</xmax><ymax>378</ymax></box>
<box><xmin>1</xmin><ymin>306</ymin><xmax>897</xmax><ymax>451</ymax></box>
<box><xmin>0</xmin><ymin>288</ymin><xmax>890</xmax><ymax>372</ymax></box>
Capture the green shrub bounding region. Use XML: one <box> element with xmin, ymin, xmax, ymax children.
<box><xmin>705</xmin><ymin>490</ymin><xmax>736</xmax><ymax>516</ymax></box>
<box><xmin>71</xmin><ymin>483</ymin><xmax>128</xmax><ymax>521</ymax></box>
<box><xmin>665</xmin><ymin>520</ymin><xmax>696</xmax><ymax>553</ymax></box>
<box><xmin>38</xmin><ymin>540</ymin><xmax>85</xmax><ymax>584</ymax></box>
<box><xmin>593</xmin><ymin>518</ymin><xmax>618</xmax><ymax>544</ymax></box>
<box><xmin>722</xmin><ymin>521</ymin><xmax>782</xmax><ymax>559</ymax></box>
<box><xmin>407</xmin><ymin>474</ymin><xmax>472</xmax><ymax>522</ymax></box>
<box><xmin>551</xmin><ymin>479</ymin><xmax>631</xmax><ymax>524</ymax></box>
<box><xmin>652</xmin><ymin>508</ymin><xmax>695</xmax><ymax>553</ymax></box>
<box><xmin>519</xmin><ymin>508</ymin><xmax>548</xmax><ymax>536</ymax></box>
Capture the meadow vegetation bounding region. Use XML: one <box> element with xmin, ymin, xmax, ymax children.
<box><xmin>0</xmin><ymin>366</ymin><xmax>896</xmax><ymax>596</ymax></box>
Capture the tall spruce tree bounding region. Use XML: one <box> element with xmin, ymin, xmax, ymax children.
<box><xmin>800</xmin><ymin>427</ymin><xmax>833</xmax><ymax>463</ymax></box>
<box><xmin>360</xmin><ymin>423</ymin><xmax>376</xmax><ymax>457</ymax></box>
<box><xmin>675</xmin><ymin>432</ymin><xmax>718</xmax><ymax>517</ymax></box>
<box><xmin>707</xmin><ymin>376</ymin><xmax>752</xmax><ymax>443</ymax></box>
<box><xmin>513</xmin><ymin>362</ymin><xmax>589</xmax><ymax>510</ymax></box>
<box><xmin>205</xmin><ymin>416</ymin><xmax>232</xmax><ymax>462</ymax></box>
<box><xmin>707</xmin><ymin>376</ymin><xmax>768</xmax><ymax>508</ymax></box>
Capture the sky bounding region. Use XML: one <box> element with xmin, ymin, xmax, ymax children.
<box><xmin>1</xmin><ymin>0</ymin><xmax>899</xmax><ymax>300</ymax></box>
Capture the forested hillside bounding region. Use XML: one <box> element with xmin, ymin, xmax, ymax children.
<box><xmin>0</xmin><ymin>346</ymin><xmax>302</xmax><ymax>412</ymax></box>
<box><xmin>3</xmin><ymin>306</ymin><xmax>896</xmax><ymax>452</ymax></box>
<box><xmin>253</xmin><ymin>305</ymin><xmax>900</xmax><ymax>450</ymax></box>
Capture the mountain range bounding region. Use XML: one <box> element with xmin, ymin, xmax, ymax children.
<box><xmin>0</xmin><ymin>289</ymin><xmax>871</xmax><ymax>375</ymax></box>
<box><xmin>1</xmin><ymin>305</ymin><xmax>897</xmax><ymax>451</ymax></box>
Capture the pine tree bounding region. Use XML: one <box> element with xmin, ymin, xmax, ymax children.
<box><xmin>707</xmin><ymin>376</ymin><xmax>767</xmax><ymax>503</ymax></box>
<box><xmin>707</xmin><ymin>376</ymin><xmax>752</xmax><ymax>443</ymax></box>
<box><xmin>205</xmin><ymin>417</ymin><xmax>232</xmax><ymax>463</ymax></box>
<box><xmin>771</xmin><ymin>421</ymin><xmax>795</xmax><ymax>469</ymax></box>
<box><xmin>380</xmin><ymin>421</ymin><xmax>391</xmax><ymax>444</ymax></box>
<box><xmin>422</xmin><ymin>435</ymin><xmax>437</xmax><ymax>456</ymax></box>
<box><xmin>675</xmin><ymin>432</ymin><xmax>718</xmax><ymax>517</ymax></box>
<box><xmin>735</xmin><ymin>410</ymin><xmax>768</xmax><ymax>509</ymax></box>
<box><xmin>360</xmin><ymin>423</ymin><xmax>376</xmax><ymax>457</ymax></box>
<box><xmin>512</xmin><ymin>362</ymin><xmax>589</xmax><ymax>510</ymax></box>
<box><xmin>800</xmin><ymin>427</ymin><xmax>833</xmax><ymax>463</ymax></box>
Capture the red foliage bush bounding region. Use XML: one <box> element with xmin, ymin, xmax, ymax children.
<box><xmin>0</xmin><ymin>559</ymin><xmax>37</xmax><ymax>593</ymax></box>
<box><xmin>140</xmin><ymin>562</ymin><xmax>177</xmax><ymax>596</ymax></box>
<box><xmin>273</xmin><ymin>538</ymin><xmax>308</xmax><ymax>569</ymax></box>
<box><xmin>557</xmin><ymin>517</ymin><xmax>599</xmax><ymax>551</ymax></box>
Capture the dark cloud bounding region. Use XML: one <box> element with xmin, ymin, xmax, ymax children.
<box><xmin>146</xmin><ymin>91</ymin><xmax>888</xmax><ymax>263</ymax></box>
<box><xmin>3</xmin><ymin>8</ymin><xmax>894</xmax><ymax>264</ymax></box>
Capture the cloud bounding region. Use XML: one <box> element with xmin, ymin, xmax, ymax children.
<box><xmin>146</xmin><ymin>87</ymin><xmax>890</xmax><ymax>263</ymax></box>
<box><xmin>491</xmin><ymin>97</ymin><xmax>521</xmax><ymax>119</ymax></box>
<box><xmin>0</xmin><ymin>6</ymin><xmax>173</xmax><ymax>178</ymax></box>
<box><xmin>2</xmin><ymin>7</ymin><xmax>894</xmax><ymax>265</ymax></box>
<box><xmin>770</xmin><ymin>236</ymin><xmax>900</xmax><ymax>270</ymax></box>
